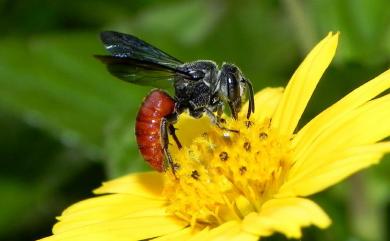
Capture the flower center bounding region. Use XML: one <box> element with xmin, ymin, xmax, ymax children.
<box><xmin>162</xmin><ymin>117</ymin><xmax>293</xmax><ymax>228</ymax></box>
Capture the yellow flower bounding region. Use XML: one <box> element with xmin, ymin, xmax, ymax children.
<box><xmin>39</xmin><ymin>32</ymin><xmax>390</xmax><ymax>241</ymax></box>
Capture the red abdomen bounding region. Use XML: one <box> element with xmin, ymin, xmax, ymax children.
<box><xmin>135</xmin><ymin>89</ymin><xmax>175</xmax><ymax>172</ymax></box>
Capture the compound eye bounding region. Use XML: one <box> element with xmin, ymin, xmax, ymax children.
<box><xmin>227</xmin><ymin>75</ymin><xmax>241</xmax><ymax>119</ymax></box>
<box><xmin>227</xmin><ymin>75</ymin><xmax>240</xmax><ymax>99</ymax></box>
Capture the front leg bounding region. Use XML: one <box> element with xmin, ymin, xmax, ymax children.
<box><xmin>208</xmin><ymin>98</ymin><xmax>225</xmax><ymax>123</ymax></box>
<box><xmin>216</xmin><ymin>102</ymin><xmax>225</xmax><ymax>124</ymax></box>
<box><xmin>204</xmin><ymin>108</ymin><xmax>239</xmax><ymax>133</ymax></box>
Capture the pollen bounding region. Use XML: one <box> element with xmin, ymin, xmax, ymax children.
<box><xmin>163</xmin><ymin>117</ymin><xmax>293</xmax><ymax>228</ymax></box>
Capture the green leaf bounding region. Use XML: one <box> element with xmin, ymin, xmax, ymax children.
<box><xmin>123</xmin><ymin>1</ymin><xmax>225</xmax><ymax>45</ymax></box>
<box><xmin>308</xmin><ymin>0</ymin><xmax>390</xmax><ymax>64</ymax></box>
<box><xmin>104</xmin><ymin>116</ymin><xmax>150</xmax><ymax>178</ymax></box>
<box><xmin>0</xmin><ymin>179</ymin><xmax>39</xmax><ymax>236</ymax></box>
<box><xmin>0</xmin><ymin>33</ymin><xmax>148</xmax><ymax>159</ymax></box>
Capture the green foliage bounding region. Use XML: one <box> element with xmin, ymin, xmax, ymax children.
<box><xmin>0</xmin><ymin>0</ymin><xmax>389</xmax><ymax>240</ymax></box>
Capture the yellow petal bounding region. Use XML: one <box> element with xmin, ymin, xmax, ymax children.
<box><xmin>278</xmin><ymin>142</ymin><xmax>390</xmax><ymax>197</ymax></box>
<box><xmin>53</xmin><ymin>194</ymin><xmax>167</xmax><ymax>234</ymax></box>
<box><xmin>224</xmin><ymin>232</ymin><xmax>259</xmax><ymax>241</ymax></box>
<box><xmin>188</xmin><ymin>221</ymin><xmax>257</xmax><ymax>241</ymax></box>
<box><xmin>94</xmin><ymin>172</ymin><xmax>164</xmax><ymax>198</ymax></box>
<box><xmin>39</xmin><ymin>215</ymin><xmax>187</xmax><ymax>241</ymax></box>
<box><xmin>151</xmin><ymin>227</ymin><xmax>194</xmax><ymax>241</ymax></box>
<box><xmin>186</xmin><ymin>227</ymin><xmax>210</xmax><ymax>241</ymax></box>
<box><xmin>272</xmin><ymin>32</ymin><xmax>339</xmax><ymax>137</ymax></box>
<box><xmin>288</xmin><ymin>94</ymin><xmax>390</xmax><ymax>179</ymax></box>
<box><xmin>239</xmin><ymin>87</ymin><xmax>284</xmax><ymax>123</ymax></box>
<box><xmin>292</xmin><ymin>69</ymin><xmax>390</xmax><ymax>173</ymax></box>
<box><xmin>242</xmin><ymin>198</ymin><xmax>330</xmax><ymax>239</ymax></box>
<box><xmin>188</xmin><ymin>222</ymin><xmax>237</xmax><ymax>241</ymax></box>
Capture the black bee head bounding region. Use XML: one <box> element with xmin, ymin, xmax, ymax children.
<box><xmin>219</xmin><ymin>64</ymin><xmax>244</xmax><ymax>119</ymax></box>
<box><xmin>218</xmin><ymin>63</ymin><xmax>255</xmax><ymax>119</ymax></box>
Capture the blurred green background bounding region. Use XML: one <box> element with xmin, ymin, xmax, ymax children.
<box><xmin>0</xmin><ymin>0</ymin><xmax>389</xmax><ymax>240</ymax></box>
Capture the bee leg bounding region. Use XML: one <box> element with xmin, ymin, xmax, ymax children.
<box><xmin>205</xmin><ymin>108</ymin><xmax>239</xmax><ymax>133</ymax></box>
<box><xmin>216</xmin><ymin>103</ymin><xmax>226</xmax><ymax>124</ymax></box>
<box><xmin>161</xmin><ymin>114</ymin><xmax>180</xmax><ymax>176</ymax></box>
<box><xmin>169</xmin><ymin>124</ymin><xmax>182</xmax><ymax>149</ymax></box>
<box><xmin>164</xmin><ymin>113</ymin><xmax>182</xmax><ymax>149</ymax></box>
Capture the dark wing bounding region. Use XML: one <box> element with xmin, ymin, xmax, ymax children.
<box><xmin>97</xmin><ymin>31</ymin><xmax>195</xmax><ymax>88</ymax></box>
<box><xmin>95</xmin><ymin>55</ymin><xmax>192</xmax><ymax>89</ymax></box>
<box><xmin>100</xmin><ymin>31</ymin><xmax>183</xmax><ymax>69</ymax></box>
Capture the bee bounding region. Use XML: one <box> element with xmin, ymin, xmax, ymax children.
<box><xmin>96</xmin><ymin>31</ymin><xmax>254</xmax><ymax>173</ymax></box>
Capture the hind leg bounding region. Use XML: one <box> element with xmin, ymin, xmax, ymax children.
<box><xmin>160</xmin><ymin>113</ymin><xmax>181</xmax><ymax>175</ymax></box>
<box><xmin>168</xmin><ymin>124</ymin><xmax>182</xmax><ymax>149</ymax></box>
